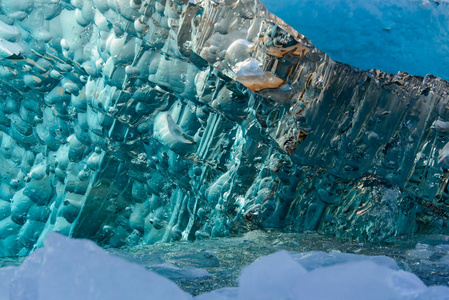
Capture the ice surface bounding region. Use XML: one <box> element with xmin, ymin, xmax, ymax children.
<box><xmin>1</xmin><ymin>233</ymin><xmax>449</xmax><ymax>300</ymax></box>
<box><xmin>0</xmin><ymin>233</ymin><xmax>191</xmax><ymax>300</ymax></box>
<box><xmin>196</xmin><ymin>246</ymin><xmax>449</xmax><ymax>300</ymax></box>
<box><xmin>262</xmin><ymin>0</ymin><xmax>449</xmax><ymax>80</ymax></box>
<box><xmin>0</xmin><ymin>0</ymin><xmax>449</xmax><ymax>256</ymax></box>
<box><xmin>238</xmin><ymin>251</ymin><xmax>307</xmax><ymax>300</ymax></box>
<box><xmin>200</xmin><ymin>260</ymin><xmax>448</xmax><ymax>300</ymax></box>
<box><xmin>290</xmin><ymin>250</ymin><xmax>401</xmax><ymax>271</ymax></box>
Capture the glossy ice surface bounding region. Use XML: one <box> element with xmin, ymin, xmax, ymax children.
<box><xmin>263</xmin><ymin>0</ymin><xmax>449</xmax><ymax>80</ymax></box>
<box><xmin>0</xmin><ymin>0</ymin><xmax>448</xmax><ymax>259</ymax></box>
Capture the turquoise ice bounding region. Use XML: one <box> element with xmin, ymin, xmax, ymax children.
<box><xmin>0</xmin><ymin>0</ymin><xmax>448</xmax><ymax>258</ymax></box>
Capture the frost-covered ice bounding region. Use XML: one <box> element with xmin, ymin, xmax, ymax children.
<box><xmin>1</xmin><ymin>233</ymin><xmax>449</xmax><ymax>300</ymax></box>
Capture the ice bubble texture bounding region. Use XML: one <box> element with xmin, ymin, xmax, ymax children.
<box><xmin>0</xmin><ymin>0</ymin><xmax>449</xmax><ymax>256</ymax></box>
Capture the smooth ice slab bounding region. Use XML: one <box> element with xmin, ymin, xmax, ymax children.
<box><xmin>198</xmin><ymin>251</ymin><xmax>449</xmax><ymax>300</ymax></box>
<box><xmin>262</xmin><ymin>0</ymin><xmax>449</xmax><ymax>80</ymax></box>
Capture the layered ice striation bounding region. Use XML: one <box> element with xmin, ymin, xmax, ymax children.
<box><xmin>0</xmin><ymin>0</ymin><xmax>449</xmax><ymax>256</ymax></box>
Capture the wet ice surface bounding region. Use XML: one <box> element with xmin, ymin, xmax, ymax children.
<box><xmin>1</xmin><ymin>231</ymin><xmax>449</xmax><ymax>298</ymax></box>
<box><xmin>107</xmin><ymin>231</ymin><xmax>449</xmax><ymax>295</ymax></box>
<box><xmin>1</xmin><ymin>0</ymin><xmax>449</xmax><ymax>257</ymax></box>
<box><xmin>0</xmin><ymin>0</ymin><xmax>448</xmax><ymax>297</ymax></box>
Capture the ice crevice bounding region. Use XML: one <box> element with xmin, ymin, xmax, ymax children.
<box><xmin>0</xmin><ymin>0</ymin><xmax>448</xmax><ymax>257</ymax></box>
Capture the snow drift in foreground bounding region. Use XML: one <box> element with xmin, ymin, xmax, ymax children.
<box><xmin>0</xmin><ymin>234</ymin><xmax>449</xmax><ymax>300</ymax></box>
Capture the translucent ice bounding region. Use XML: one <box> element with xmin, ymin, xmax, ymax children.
<box><xmin>0</xmin><ymin>0</ymin><xmax>449</xmax><ymax>256</ymax></box>
<box><xmin>197</xmin><ymin>249</ymin><xmax>449</xmax><ymax>300</ymax></box>
<box><xmin>0</xmin><ymin>233</ymin><xmax>191</xmax><ymax>300</ymax></box>
<box><xmin>1</xmin><ymin>233</ymin><xmax>449</xmax><ymax>300</ymax></box>
<box><xmin>290</xmin><ymin>250</ymin><xmax>401</xmax><ymax>271</ymax></box>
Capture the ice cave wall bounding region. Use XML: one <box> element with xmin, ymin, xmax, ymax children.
<box><xmin>0</xmin><ymin>0</ymin><xmax>448</xmax><ymax>256</ymax></box>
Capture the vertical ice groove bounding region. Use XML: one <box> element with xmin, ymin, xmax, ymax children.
<box><xmin>0</xmin><ymin>0</ymin><xmax>448</xmax><ymax>255</ymax></box>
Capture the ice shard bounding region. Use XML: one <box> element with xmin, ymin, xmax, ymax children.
<box><xmin>0</xmin><ymin>0</ymin><xmax>448</xmax><ymax>256</ymax></box>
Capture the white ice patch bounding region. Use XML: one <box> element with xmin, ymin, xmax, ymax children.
<box><xmin>196</xmin><ymin>250</ymin><xmax>449</xmax><ymax>300</ymax></box>
<box><xmin>435</xmin><ymin>119</ymin><xmax>449</xmax><ymax>133</ymax></box>
<box><xmin>0</xmin><ymin>233</ymin><xmax>191</xmax><ymax>300</ymax></box>
<box><xmin>233</xmin><ymin>58</ymin><xmax>265</xmax><ymax>77</ymax></box>
<box><xmin>153</xmin><ymin>111</ymin><xmax>195</xmax><ymax>151</ymax></box>
<box><xmin>438</xmin><ymin>142</ymin><xmax>449</xmax><ymax>169</ymax></box>
<box><xmin>0</xmin><ymin>20</ymin><xmax>20</xmax><ymax>42</ymax></box>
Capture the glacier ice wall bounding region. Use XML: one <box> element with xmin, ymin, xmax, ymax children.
<box><xmin>262</xmin><ymin>0</ymin><xmax>449</xmax><ymax>80</ymax></box>
<box><xmin>0</xmin><ymin>0</ymin><xmax>449</xmax><ymax>256</ymax></box>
